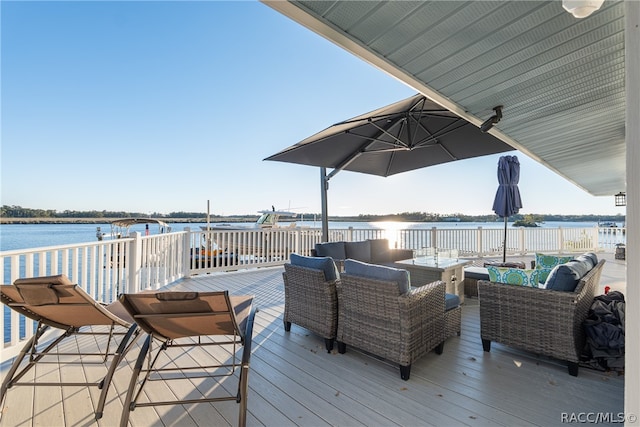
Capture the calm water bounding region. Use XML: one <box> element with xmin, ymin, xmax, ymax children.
<box><xmin>0</xmin><ymin>220</ymin><xmax>610</xmax><ymax>252</ymax></box>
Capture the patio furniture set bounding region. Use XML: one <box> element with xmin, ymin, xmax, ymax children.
<box><xmin>0</xmin><ymin>246</ymin><xmax>607</xmax><ymax>425</ymax></box>
<box><xmin>285</xmin><ymin>241</ymin><xmax>606</xmax><ymax>379</ymax></box>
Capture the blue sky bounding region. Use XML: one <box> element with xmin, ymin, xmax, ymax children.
<box><xmin>1</xmin><ymin>1</ymin><xmax>625</xmax><ymax>217</ymax></box>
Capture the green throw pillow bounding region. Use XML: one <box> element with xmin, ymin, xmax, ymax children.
<box><xmin>535</xmin><ymin>253</ymin><xmax>573</xmax><ymax>283</ymax></box>
<box><xmin>487</xmin><ymin>266</ymin><xmax>539</xmax><ymax>287</ymax></box>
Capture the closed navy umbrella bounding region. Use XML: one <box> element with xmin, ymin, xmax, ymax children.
<box><xmin>492</xmin><ymin>155</ymin><xmax>523</xmax><ymax>262</ymax></box>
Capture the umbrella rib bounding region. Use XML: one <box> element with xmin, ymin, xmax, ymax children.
<box><xmin>406</xmin><ymin>96</ymin><xmax>427</xmax><ymax>148</ymax></box>
<box><xmin>327</xmin><ymin>115</ymin><xmax>408</xmax><ymax>179</ymax></box>
<box><xmin>338</xmin><ymin>111</ymin><xmax>403</xmax><ymax>126</ymax></box>
<box><xmin>412</xmin><ymin>117</ymin><xmax>469</xmax><ymax>148</ymax></box>
<box><xmin>367</xmin><ymin>118</ymin><xmax>410</xmax><ymax>149</ymax></box>
<box><xmin>344</xmin><ymin>130</ymin><xmax>408</xmax><ymax>151</ymax></box>
<box><xmin>407</xmin><ymin>96</ymin><xmax>469</xmax><ymax>149</ymax></box>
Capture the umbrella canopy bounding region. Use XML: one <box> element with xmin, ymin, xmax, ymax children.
<box><xmin>266</xmin><ymin>94</ymin><xmax>514</xmax><ymax>241</ymax></box>
<box><xmin>492</xmin><ymin>155</ymin><xmax>523</xmax><ymax>261</ymax></box>
<box><xmin>266</xmin><ymin>94</ymin><xmax>513</xmax><ymax>177</ymax></box>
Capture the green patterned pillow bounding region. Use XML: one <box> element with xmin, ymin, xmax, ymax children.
<box><xmin>535</xmin><ymin>253</ymin><xmax>573</xmax><ymax>283</ymax></box>
<box><xmin>487</xmin><ymin>266</ymin><xmax>539</xmax><ymax>287</ymax></box>
<box><xmin>535</xmin><ymin>253</ymin><xmax>574</xmax><ymax>269</ymax></box>
<box><xmin>487</xmin><ymin>266</ymin><xmax>502</xmax><ymax>282</ymax></box>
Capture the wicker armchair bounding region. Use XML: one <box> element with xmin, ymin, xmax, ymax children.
<box><xmin>336</xmin><ymin>275</ymin><xmax>447</xmax><ymax>380</ymax></box>
<box><xmin>282</xmin><ymin>263</ymin><xmax>339</xmax><ymax>352</ymax></box>
<box><xmin>478</xmin><ymin>259</ymin><xmax>605</xmax><ymax>376</ymax></box>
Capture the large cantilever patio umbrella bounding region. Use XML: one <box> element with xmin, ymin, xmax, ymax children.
<box><xmin>265</xmin><ymin>94</ymin><xmax>514</xmax><ymax>241</ymax></box>
<box><xmin>492</xmin><ymin>155</ymin><xmax>523</xmax><ymax>262</ymax></box>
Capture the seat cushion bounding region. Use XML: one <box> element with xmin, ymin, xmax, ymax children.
<box><xmin>344</xmin><ymin>259</ymin><xmax>410</xmax><ymax>295</ymax></box>
<box><xmin>314</xmin><ymin>242</ymin><xmax>346</xmax><ymax>261</ymax></box>
<box><xmin>464</xmin><ymin>266</ymin><xmax>489</xmax><ymax>280</ymax></box>
<box><xmin>345</xmin><ymin>240</ymin><xmax>372</xmax><ymax>262</ymax></box>
<box><xmin>445</xmin><ymin>293</ymin><xmax>460</xmax><ymax>311</ymax></box>
<box><xmin>290</xmin><ymin>253</ymin><xmax>339</xmax><ymax>281</ymax></box>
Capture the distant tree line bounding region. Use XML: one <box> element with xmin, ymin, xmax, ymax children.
<box><xmin>0</xmin><ymin>205</ymin><xmax>207</xmax><ymax>220</ymax></box>
<box><xmin>337</xmin><ymin>211</ymin><xmax>625</xmax><ymax>223</ymax></box>
<box><xmin>1</xmin><ymin>205</ymin><xmax>625</xmax><ymax>223</ymax></box>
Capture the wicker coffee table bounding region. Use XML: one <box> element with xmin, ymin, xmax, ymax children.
<box><xmin>394</xmin><ymin>257</ymin><xmax>471</xmax><ymax>303</ymax></box>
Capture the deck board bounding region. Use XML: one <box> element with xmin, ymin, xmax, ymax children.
<box><xmin>0</xmin><ymin>255</ymin><xmax>625</xmax><ymax>426</ymax></box>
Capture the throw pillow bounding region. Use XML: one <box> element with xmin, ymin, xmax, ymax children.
<box><xmin>486</xmin><ymin>266</ymin><xmax>501</xmax><ymax>282</ymax></box>
<box><xmin>573</xmin><ymin>254</ymin><xmax>595</xmax><ymax>271</ymax></box>
<box><xmin>544</xmin><ymin>261</ymin><xmax>583</xmax><ymax>292</ymax></box>
<box><xmin>368</xmin><ymin>239</ymin><xmax>391</xmax><ymax>263</ymax></box>
<box><xmin>486</xmin><ymin>266</ymin><xmax>539</xmax><ymax>287</ymax></box>
<box><xmin>535</xmin><ymin>253</ymin><xmax>574</xmax><ymax>283</ymax></box>
<box><xmin>344</xmin><ymin>259</ymin><xmax>410</xmax><ymax>295</ymax></box>
<box><xmin>290</xmin><ymin>253</ymin><xmax>339</xmax><ymax>281</ymax></box>
<box><xmin>535</xmin><ymin>253</ymin><xmax>574</xmax><ymax>269</ymax></box>
<box><xmin>582</xmin><ymin>252</ymin><xmax>598</xmax><ymax>266</ymax></box>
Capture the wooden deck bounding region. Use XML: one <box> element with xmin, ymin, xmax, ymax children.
<box><xmin>0</xmin><ymin>254</ymin><xmax>625</xmax><ymax>426</ymax></box>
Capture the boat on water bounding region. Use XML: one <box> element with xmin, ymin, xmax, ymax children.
<box><xmin>94</xmin><ymin>218</ymin><xmax>173</xmax><ymax>270</ymax></box>
<box><xmin>200</xmin><ymin>208</ymin><xmax>298</xmax><ymax>231</ymax></box>
<box><xmin>96</xmin><ymin>218</ymin><xmax>172</xmax><ymax>240</ymax></box>
<box><xmin>195</xmin><ymin>208</ymin><xmax>300</xmax><ymax>266</ymax></box>
<box><xmin>512</xmin><ymin>219</ymin><xmax>540</xmax><ymax>227</ymax></box>
<box><xmin>598</xmin><ymin>220</ymin><xmax>618</xmax><ymax>228</ymax></box>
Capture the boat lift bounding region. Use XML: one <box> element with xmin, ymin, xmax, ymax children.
<box><xmin>96</xmin><ymin>218</ymin><xmax>172</xmax><ymax>240</ymax></box>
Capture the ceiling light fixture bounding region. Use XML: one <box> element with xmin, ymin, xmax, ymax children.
<box><xmin>480</xmin><ymin>106</ymin><xmax>503</xmax><ymax>133</ymax></box>
<box><xmin>615</xmin><ymin>192</ymin><xmax>626</xmax><ymax>207</ymax></box>
<box><xmin>562</xmin><ymin>0</ymin><xmax>605</xmax><ymax>18</ymax></box>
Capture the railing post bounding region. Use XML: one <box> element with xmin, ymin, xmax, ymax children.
<box><xmin>431</xmin><ymin>227</ymin><xmax>437</xmax><ymax>249</ymax></box>
<box><xmin>128</xmin><ymin>232</ymin><xmax>142</xmax><ymax>293</ymax></box>
<box><xmin>558</xmin><ymin>227</ymin><xmax>564</xmax><ymax>253</ymax></box>
<box><xmin>592</xmin><ymin>226</ymin><xmax>600</xmax><ymax>251</ymax></box>
<box><xmin>183</xmin><ymin>227</ymin><xmax>192</xmax><ymax>278</ymax></box>
<box><xmin>477</xmin><ymin>227</ymin><xmax>483</xmax><ymax>257</ymax></box>
<box><xmin>519</xmin><ymin>227</ymin><xmax>525</xmax><ymax>255</ymax></box>
<box><xmin>347</xmin><ymin>226</ymin><xmax>354</xmax><ymax>242</ymax></box>
<box><xmin>294</xmin><ymin>228</ymin><xmax>301</xmax><ymax>254</ymax></box>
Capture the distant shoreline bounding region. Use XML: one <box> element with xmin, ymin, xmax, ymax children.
<box><xmin>0</xmin><ymin>217</ymin><xmax>622</xmax><ymax>226</ymax></box>
<box><xmin>0</xmin><ymin>217</ymin><xmax>212</xmax><ymax>225</ymax></box>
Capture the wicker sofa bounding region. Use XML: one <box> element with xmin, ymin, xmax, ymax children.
<box><xmin>478</xmin><ymin>258</ymin><xmax>605</xmax><ymax>376</ymax></box>
<box><xmin>313</xmin><ymin>238</ymin><xmax>414</xmax><ymax>271</ymax></box>
<box><xmin>336</xmin><ymin>259</ymin><xmax>460</xmax><ymax>380</ymax></box>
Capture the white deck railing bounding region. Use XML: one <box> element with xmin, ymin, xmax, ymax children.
<box><xmin>1</xmin><ymin>225</ymin><xmax>625</xmax><ymax>360</ymax></box>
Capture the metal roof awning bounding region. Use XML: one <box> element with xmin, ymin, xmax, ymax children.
<box><xmin>262</xmin><ymin>0</ymin><xmax>626</xmax><ymax>196</ymax></box>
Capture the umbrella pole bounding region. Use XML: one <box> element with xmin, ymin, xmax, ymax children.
<box><xmin>503</xmin><ymin>216</ymin><xmax>507</xmax><ymax>262</ymax></box>
<box><xmin>503</xmin><ymin>189</ymin><xmax>508</xmax><ymax>262</ymax></box>
<box><xmin>320</xmin><ymin>167</ymin><xmax>329</xmax><ymax>242</ymax></box>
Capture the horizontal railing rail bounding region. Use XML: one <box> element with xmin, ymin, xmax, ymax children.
<box><xmin>2</xmin><ymin>225</ymin><xmax>625</xmax><ymax>359</ymax></box>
